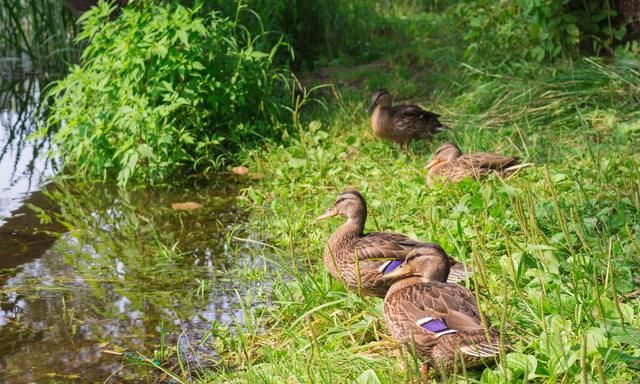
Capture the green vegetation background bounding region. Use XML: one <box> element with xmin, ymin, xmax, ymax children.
<box><xmin>212</xmin><ymin>1</ymin><xmax>640</xmax><ymax>383</ymax></box>
<box><xmin>6</xmin><ymin>0</ymin><xmax>640</xmax><ymax>382</ymax></box>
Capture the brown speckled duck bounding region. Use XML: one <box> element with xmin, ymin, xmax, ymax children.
<box><xmin>316</xmin><ymin>191</ymin><xmax>471</xmax><ymax>297</ymax></box>
<box><xmin>425</xmin><ymin>142</ymin><xmax>531</xmax><ymax>186</ymax></box>
<box><xmin>382</xmin><ymin>245</ymin><xmax>503</xmax><ymax>381</ymax></box>
<box><xmin>368</xmin><ymin>89</ymin><xmax>445</xmax><ymax>150</ymax></box>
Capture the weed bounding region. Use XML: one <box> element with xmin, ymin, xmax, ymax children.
<box><xmin>38</xmin><ymin>1</ymin><xmax>292</xmax><ymax>185</ymax></box>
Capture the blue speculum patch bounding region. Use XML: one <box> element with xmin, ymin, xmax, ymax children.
<box><xmin>382</xmin><ymin>259</ymin><xmax>403</xmax><ymax>274</ymax></box>
<box><xmin>419</xmin><ymin>318</ymin><xmax>449</xmax><ymax>333</ymax></box>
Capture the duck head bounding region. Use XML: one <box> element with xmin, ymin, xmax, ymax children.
<box><xmin>316</xmin><ymin>190</ymin><xmax>367</xmax><ymax>223</ymax></box>
<box><xmin>368</xmin><ymin>89</ymin><xmax>392</xmax><ymax>114</ymax></box>
<box><xmin>425</xmin><ymin>142</ymin><xmax>462</xmax><ymax>170</ymax></box>
<box><xmin>381</xmin><ymin>245</ymin><xmax>450</xmax><ymax>282</ymax></box>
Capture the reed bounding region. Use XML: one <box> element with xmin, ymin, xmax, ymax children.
<box><xmin>0</xmin><ymin>0</ymin><xmax>79</xmax><ymax>79</ymax></box>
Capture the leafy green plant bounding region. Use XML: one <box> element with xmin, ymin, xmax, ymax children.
<box><xmin>460</xmin><ymin>0</ymin><xmax>627</xmax><ymax>65</ymax></box>
<box><xmin>519</xmin><ymin>0</ymin><xmax>627</xmax><ymax>59</ymax></box>
<box><xmin>39</xmin><ymin>1</ymin><xmax>291</xmax><ymax>185</ymax></box>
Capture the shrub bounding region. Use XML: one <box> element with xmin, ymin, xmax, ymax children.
<box><xmin>40</xmin><ymin>1</ymin><xmax>290</xmax><ymax>185</ymax></box>
<box><xmin>460</xmin><ymin>0</ymin><xmax>628</xmax><ymax>66</ymax></box>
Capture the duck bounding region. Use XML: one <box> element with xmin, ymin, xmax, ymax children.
<box><xmin>382</xmin><ymin>245</ymin><xmax>503</xmax><ymax>381</ymax></box>
<box><xmin>316</xmin><ymin>190</ymin><xmax>471</xmax><ymax>297</ymax></box>
<box><xmin>368</xmin><ymin>89</ymin><xmax>445</xmax><ymax>150</ymax></box>
<box><xmin>425</xmin><ymin>142</ymin><xmax>531</xmax><ymax>186</ymax></box>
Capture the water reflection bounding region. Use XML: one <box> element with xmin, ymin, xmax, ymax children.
<box><xmin>0</xmin><ymin>186</ymin><xmax>65</xmax><ymax>270</ymax></box>
<box><xmin>0</xmin><ymin>185</ymin><xmax>271</xmax><ymax>382</ymax></box>
<box><xmin>0</xmin><ymin>38</ymin><xmax>270</xmax><ymax>383</ymax></box>
<box><xmin>0</xmin><ymin>71</ymin><xmax>56</xmax><ymax>225</ymax></box>
<box><xmin>0</xmin><ymin>64</ymin><xmax>66</xmax><ymax>283</ymax></box>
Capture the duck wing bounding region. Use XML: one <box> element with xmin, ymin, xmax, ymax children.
<box><xmin>393</xmin><ymin>105</ymin><xmax>440</xmax><ymax>119</ymax></box>
<box><xmin>355</xmin><ymin>234</ymin><xmax>472</xmax><ymax>283</ymax></box>
<box><xmin>388</xmin><ymin>281</ymin><xmax>500</xmax><ymax>357</ymax></box>
<box><xmin>391</xmin><ymin>105</ymin><xmax>444</xmax><ymax>137</ymax></box>
<box><xmin>395</xmin><ymin>282</ymin><xmax>483</xmax><ymax>332</ymax></box>
<box><xmin>354</xmin><ymin>232</ymin><xmax>432</xmax><ymax>260</ymax></box>
<box><xmin>459</xmin><ymin>152</ymin><xmax>518</xmax><ymax>171</ymax></box>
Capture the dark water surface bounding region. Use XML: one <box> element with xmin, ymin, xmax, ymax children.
<box><xmin>0</xmin><ymin>71</ymin><xmax>268</xmax><ymax>383</ymax></box>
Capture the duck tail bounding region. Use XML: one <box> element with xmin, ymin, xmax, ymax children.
<box><xmin>504</xmin><ymin>162</ymin><xmax>534</xmax><ymax>172</ymax></box>
<box><xmin>434</xmin><ymin>125</ymin><xmax>447</xmax><ymax>133</ymax></box>
<box><xmin>460</xmin><ymin>341</ymin><xmax>502</xmax><ymax>358</ymax></box>
<box><xmin>447</xmin><ymin>263</ymin><xmax>473</xmax><ymax>283</ymax></box>
<box><xmin>461</xmin><ymin>328</ymin><xmax>508</xmax><ymax>358</ymax></box>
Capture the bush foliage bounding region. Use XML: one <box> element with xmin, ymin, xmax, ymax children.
<box><xmin>42</xmin><ymin>1</ymin><xmax>289</xmax><ymax>185</ymax></box>
<box><xmin>461</xmin><ymin>0</ymin><xmax>631</xmax><ymax>66</ymax></box>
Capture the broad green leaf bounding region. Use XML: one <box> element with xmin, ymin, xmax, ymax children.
<box><xmin>176</xmin><ymin>29</ymin><xmax>188</xmax><ymax>45</ymax></box>
<box><xmin>506</xmin><ymin>352</ymin><xmax>538</xmax><ymax>380</ymax></box>
<box><xmin>137</xmin><ymin>144</ymin><xmax>154</xmax><ymax>159</ymax></box>
<box><xmin>584</xmin><ymin>327</ymin><xmax>606</xmax><ymax>355</ymax></box>
<box><xmin>355</xmin><ymin>369</ymin><xmax>381</xmax><ymax>384</ymax></box>
<box><xmin>539</xmin><ymin>315</ymin><xmax>576</xmax><ymax>375</ymax></box>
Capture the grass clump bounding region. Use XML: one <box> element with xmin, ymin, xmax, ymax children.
<box><xmin>39</xmin><ymin>1</ymin><xmax>291</xmax><ymax>185</ymax></box>
<box><xmin>208</xmin><ymin>0</ymin><xmax>384</xmax><ymax>68</ymax></box>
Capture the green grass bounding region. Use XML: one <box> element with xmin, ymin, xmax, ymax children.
<box><xmin>180</xmin><ymin>8</ymin><xmax>640</xmax><ymax>384</ymax></box>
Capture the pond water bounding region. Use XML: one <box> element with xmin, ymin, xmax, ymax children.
<box><xmin>0</xmin><ymin>71</ymin><xmax>269</xmax><ymax>382</ymax></box>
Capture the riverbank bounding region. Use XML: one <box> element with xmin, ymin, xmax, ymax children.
<box><xmin>3</xmin><ymin>1</ymin><xmax>639</xmax><ymax>382</ymax></box>
<box><xmin>203</xmin><ymin>11</ymin><xmax>640</xmax><ymax>384</ymax></box>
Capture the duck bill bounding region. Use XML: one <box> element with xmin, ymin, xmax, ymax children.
<box><xmin>381</xmin><ymin>264</ymin><xmax>413</xmax><ymax>279</ymax></box>
<box><xmin>424</xmin><ymin>158</ymin><xmax>441</xmax><ymax>170</ymax></box>
<box><xmin>367</xmin><ymin>102</ymin><xmax>376</xmax><ymax>115</ymax></box>
<box><xmin>316</xmin><ymin>209</ymin><xmax>337</xmax><ymax>221</ymax></box>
